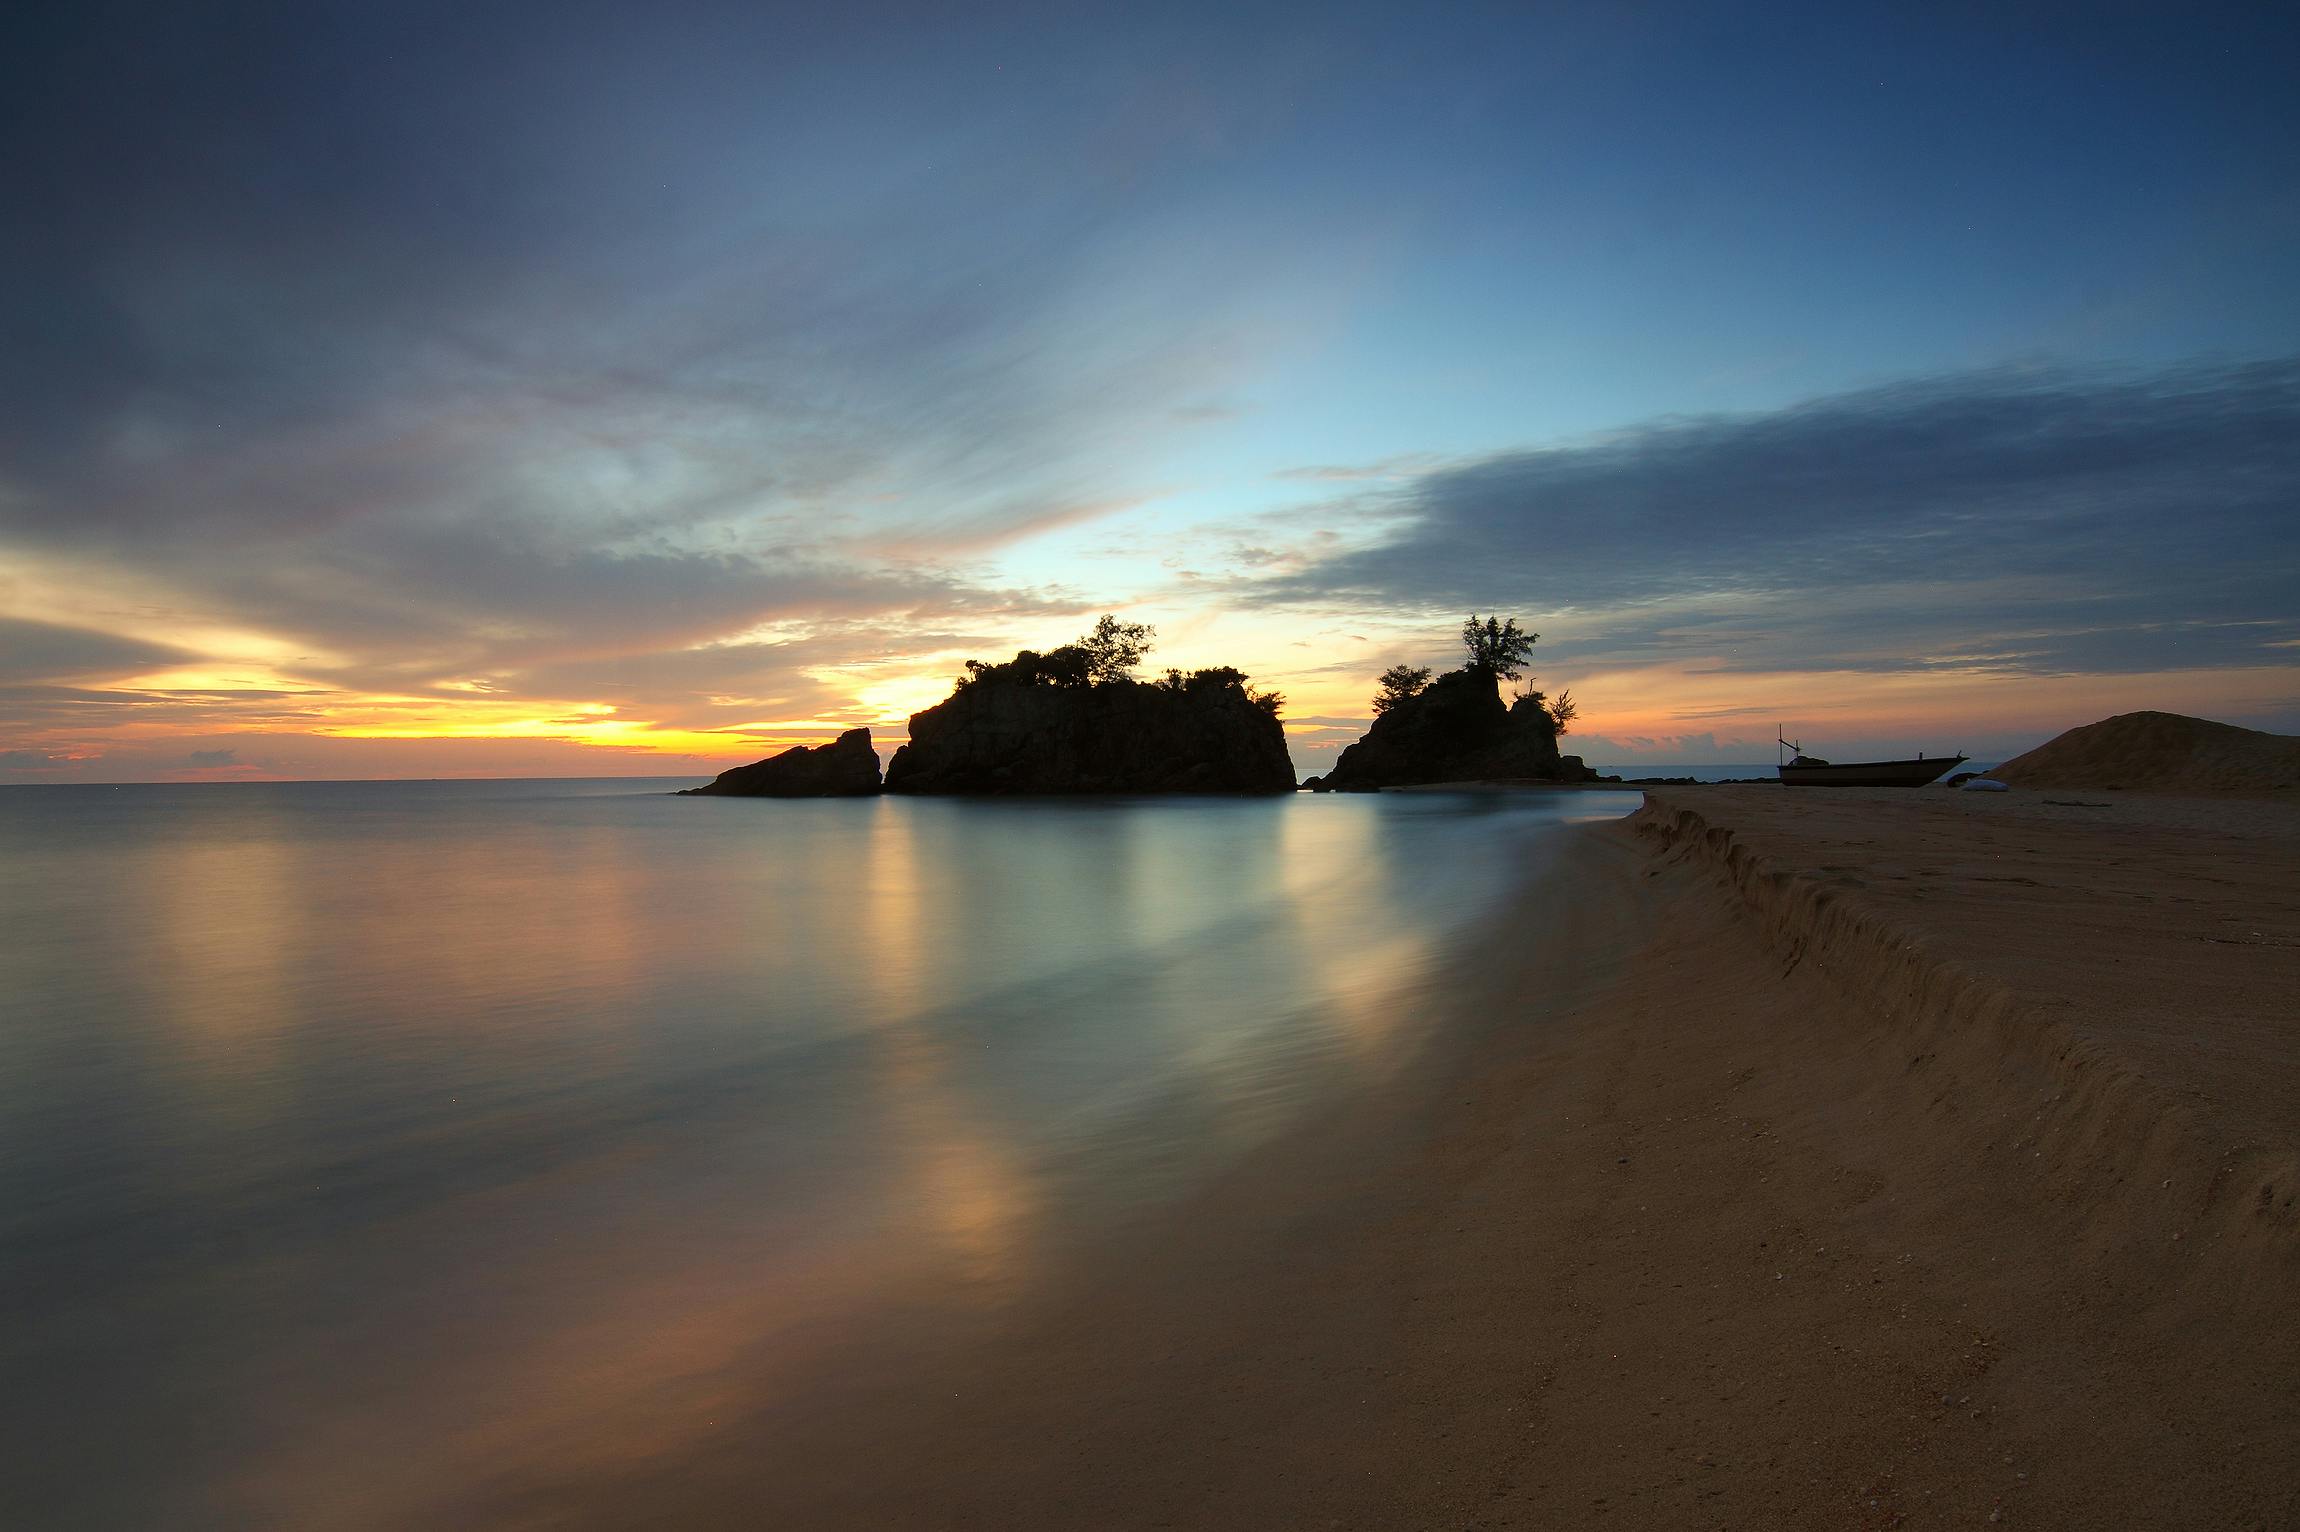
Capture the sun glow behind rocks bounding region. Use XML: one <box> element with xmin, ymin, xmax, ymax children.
<box><xmin>2</xmin><ymin>6</ymin><xmax>2297</xmax><ymax>782</ymax></box>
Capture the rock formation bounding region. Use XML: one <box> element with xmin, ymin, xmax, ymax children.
<box><xmin>885</xmin><ymin>664</ymin><xmax>1294</xmax><ymax>794</ymax></box>
<box><xmin>1316</xmin><ymin>666</ymin><xmax>1593</xmax><ymax>790</ymax></box>
<box><xmin>678</xmin><ymin>727</ymin><xmax>883</xmax><ymax>796</ymax></box>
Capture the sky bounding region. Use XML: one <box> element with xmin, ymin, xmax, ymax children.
<box><xmin>3</xmin><ymin>0</ymin><xmax>2297</xmax><ymax>782</ymax></box>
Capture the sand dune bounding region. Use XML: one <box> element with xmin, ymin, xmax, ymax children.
<box><xmin>1995</xmin><ymin>710</ymin><xmax>2300</xmax><ymax>793</ymax></box>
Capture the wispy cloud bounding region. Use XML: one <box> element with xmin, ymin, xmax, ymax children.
<box><xmin>1271</xmin><ymin>453</ymin><xmax>1450</xmax><ymax>483</ymax></box>
<box><xmin>0</xmin><ymin>14</ymin><xmax>1380</xmax><ymax>781</ymax></box>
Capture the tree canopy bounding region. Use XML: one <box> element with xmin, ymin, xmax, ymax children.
<box><xmin>1461</xmin><ymin>614</ymin><xmax>1537</xmax><ymax>680</ymax></box>
<box><xmin>1079</xmin><ymin>614</ymin><xmax>1154</xmax><ymax>683</ymax></box>
<box><xmin>1372</xmin><ymin>664</ymin><xmax>1431</xmax><ymax>715</ymax></box>
<box><xmin>946</xmin><ymin>616</ymin><xmax>1276</xmax><ymax>715</ymax></box>
<box><xmin>956</xmin><ymin>615</ymin><xmax>1153</xmax><ymax>690</ymax></box>
<box><xmin>1513</xmin><ymin>683</ymin><xmax>1578</xmax><ymax>734</ymax></box>
<box><xmin>1154</xmin><ymin>665</ymin><xmax>1283</xmax><ymax>716</ymax></box>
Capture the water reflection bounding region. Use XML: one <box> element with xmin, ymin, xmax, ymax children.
<box><xmin>857</xmin><ymin>801</ymin><xmax>1037</xmax><ymax>1293</ymax></box>
<box><xmin>0</xmin><ymin>781</ymin><xmax>1638</xmax><ymax>1528</ymax></box>
<box><xmin>146</xmin><ymin>832</ymin><xmax>300</xmax><ymax>1119</ymax></box>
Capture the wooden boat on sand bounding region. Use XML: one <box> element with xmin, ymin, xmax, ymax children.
<box><xmin>1777</xmin><ymin>734</ymin><xmax>1964</xmax><ymax>788</ymax></box>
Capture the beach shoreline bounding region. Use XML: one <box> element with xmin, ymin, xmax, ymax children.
<box><xmin>470</xmin><ymin>790</ymin><xmax>2297</xmax><ymax>1529</ymax></box>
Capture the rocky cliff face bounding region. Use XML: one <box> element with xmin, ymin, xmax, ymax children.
<box><xmin>886</xmin><ymin>678</ymin><xmax>1294</xmax><ymax>794</ymax></box>
<box><xmin>1318</xmin><ymin>667</ymin><xmax>1592</xmax><ymax>790</ymax></box>
<box><xmin>679</xmin><ymin>727</ymin><xmax>883</xmax><ymax>796</ymax></box>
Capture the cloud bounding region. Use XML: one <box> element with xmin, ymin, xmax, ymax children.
<box><xmin>1271</xmin><ymin>453</ymin><xmax>1448</xmax><ymax>483</ymax></box>
<box><xmin>1250</xmin><ymin>359</ymin><xmax>2300</xmax><ymax>678</ymax></box>
<box><xmin>0</xmin><ymin>618</ymin><xmax>189</xmax><ymax>685</ymax></box>
<box><xmin>0</xmin><ymin>684</ymin><xmax>337</xmax><ymax>738</ymax></box>
<box><xmin>182</xmin><ymin>748</ymin><xmax>238</xmax><ymax>768</ymax></box>
<box><xmin>1567</xmin><ymin>731</ymin><xmax>1756</xmax><ymax>766</ymax></box>
<box><xmin>0</xmin><ymin>3</ymin><xmax>1363</xmax><ymax>741</ymax></box>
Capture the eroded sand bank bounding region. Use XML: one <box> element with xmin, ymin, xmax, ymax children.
<box><xmin>482</xmin><ymin>792</ymin><xmax>2298</xmax><ymax>1529</ymax></box>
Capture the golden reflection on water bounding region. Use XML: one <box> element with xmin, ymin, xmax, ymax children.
<box><xmin>222</xmin><ymin>804</ymin><xmax>1057</xmax><ymax>1528</ymax></box>
<box><xmin>141</xmin><ymin>833</ymin><xmax>300</xmax><ymax>1126</ymax></box>
<box><xmin>1268</xmin><ymin>798</ymin><xmax>1424</xmax><ymax>1063</ymax></box>
<box><xmin>856</xmin><ymin>803</ymin><xmax>1037</xmax><ymax>1293</ymax></box>
<box><xmin>394</xmin><ymin>826</ymin><xmax>650</xmax><ymax>1038</ymax></box>
<box><xmin>4</xmin><ymin>786</ymin><xmax>1602</xmax><ymax>1530</ymax></box>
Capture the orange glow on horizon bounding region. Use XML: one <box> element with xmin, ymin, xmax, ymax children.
<box><xmin>9</xmin><ymin>591</ymin><xmax>2295</xmax><ymax>780</ymax></box>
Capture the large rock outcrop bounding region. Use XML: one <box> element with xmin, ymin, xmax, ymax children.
<box><xmin>885</xmin><ymin>675</ymin><xmax>1294</xmax><ymax>794</ymax></box>
<box><xmin>679</xmin><ymin>728</ymin><xmax>883</xmax><ymax>796</ymax></box>
<box><xmin>1994</xmin><ymin>711</ymin><xmax>2300</xmax><ymax>794</ymax></box>
<box><xmin>1318</xmin><ymin>666</ymin><xmax>1593</xmax><ymax>790</ymax></box>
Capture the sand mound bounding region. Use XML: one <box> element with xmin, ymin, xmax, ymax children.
<box><xmin>1994</xmin><ymin>709</ymin><xmax>2300</xmax><ymax>793</ymax></box>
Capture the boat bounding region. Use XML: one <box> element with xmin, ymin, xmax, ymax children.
<box><xmin>1776</xmin><ymin>733</ymin><xmax>1965</xmax><ymax>788</ymax></box>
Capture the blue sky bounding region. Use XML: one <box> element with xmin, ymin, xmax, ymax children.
<box><xmin>2</xmin><ymin>0</ymin><xmax>2296</xmax><ymax>778</ymax></box>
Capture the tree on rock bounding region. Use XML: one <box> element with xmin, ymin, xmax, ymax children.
<box><xmin>886</xmin><ymin>620</ymin><xmax>1295</xmax><ymax>794</ymax></box>
<box><xmin>1080</xmin><ymin>615</ymin><xmax>1155</xmax><ymax>683</ymax></box>
<box><xmin>1511</xmin><ymin>680</ymin><xmax>1578</xmax><ymax>733</ymax></box>
<box><xmin>1461</xmin><ymin>614</ymin><xmax>1536</xmax><ymax>680</ymax></box>
<box><xmin>1372</xmin><ymin>664</ymin><xmax>1432</xmax><ymax>714</ymax></box>
<box><xmin>955</xmin><ymin>616</ymin><xmax>1154</xmax><ymax>691</ymax></box>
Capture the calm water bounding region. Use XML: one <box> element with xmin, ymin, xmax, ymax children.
<box><xmin>0</xmin><ymin>780</ymin><xmax>1637</xmax><ymax>1528</ymax></box>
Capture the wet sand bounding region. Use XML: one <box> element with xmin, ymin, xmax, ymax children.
<box><xmin>491</xmin><ymin>790</ymin><xmax>2299</xmax><ymax>1529</ymax></box>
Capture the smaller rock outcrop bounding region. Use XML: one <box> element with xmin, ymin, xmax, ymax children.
<box><xmin>679</xmin><ymin>728</ymin><xmax>883</xmax><ymax>796</ymax></box>
<box><xmin>1321</xmin><ymin>666</ymin><xmax>1594</xmax><ymax>790</ymax></box>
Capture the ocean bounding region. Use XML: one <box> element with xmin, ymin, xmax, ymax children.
<box><xmin>0</xmin><ymin>778</ymin><xmax>1640</xmax><ymax>1528</ymax></box>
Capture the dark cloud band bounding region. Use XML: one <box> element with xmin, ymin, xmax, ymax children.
<box><xmin>1254</xmin><ymin>359</ymin><xmax>2300</xmax><ymax>677</ymax></box>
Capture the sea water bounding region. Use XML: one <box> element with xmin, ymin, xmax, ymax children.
<box><xmin>0</xmin><ymin>779</ymin><xmax>1638</xmax><ymax>1527</ymax></box>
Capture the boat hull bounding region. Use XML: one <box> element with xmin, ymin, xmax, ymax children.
<box><xmin>1778</xmin><ymin>756</ymin><xmax>1964</xmax><ymax>788</ymax></box>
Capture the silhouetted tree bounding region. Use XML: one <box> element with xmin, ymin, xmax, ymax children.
<box><xmin>955</xmin><ymin>617</ymin><xmax>1149</xmax><ymax>690</ymax></box>
<box><xmin>1183</xmin><ymin>665</ymin><xmax>1245</xmax><ymax>692</ymax></box>
<box><xmin>1461</xmin><ymin>614</ymin><xmax>1537</xmax><ymax>680</ymax></box>
<box><xmin>1149</xmin><ymin>663</ymin><xmax>1281</xmax><ymax>715</ymax></box>
<box><xmin>1079</xmin><ymin>614</ymin><xmax>1154</xmax><ymax>683</ymax></box>
<box><xmin>1372</xmin><ymin>664</ymin><xmax>1432</xmax><ymax>715</ymax></box>
<box><xmin>1512</xmin><ymin>679</ymin><xmax>1577</xmax><ymax>733</ymax></box>
<box><xmin>1038</xmin><ymin>645</ymin><xmax>1093</xmax><ymax>686</ymax></box>
<box><xmin>942</xmin><ymin>615</ymin><xmax>1297</xmax><ymax>725</ymax></box>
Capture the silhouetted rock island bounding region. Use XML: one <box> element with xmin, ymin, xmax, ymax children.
<box><xmin>1313</xmin><ymin>616</ymin><xmax>1595</xmax><ymax>791</ymax></box>
<box><xmin>681</xmin><ymin>614</ymin><xmax>1600</xmax><ymax>799</ymax></box>
<box><xmin>678</xmin><ymin>727</ymin><xmax>883</xmax><ymax>796</ymax></box>
<box><xmin>1317</xmin><ymin>668</ymin><xmax>1589</xmax><ymax>790</ymax></box>
<box><xmin>885</xmin><ymin>631</ymin><xmax>1294</xmax><ymax>795</ymax></box>
<box><xmin>682</xmin><ymin>618</ymin><xmax>1295</xmax><ymax>798</ymax></box>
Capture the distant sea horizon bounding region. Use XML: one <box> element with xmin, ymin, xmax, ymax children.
<box><xmin>3</xmin><ymin>762</ymin><xmax>2001</xmax><ymax>790</ymax></box>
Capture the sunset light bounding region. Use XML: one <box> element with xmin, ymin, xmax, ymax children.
<box><xmin>4</xmin><ymin>6</ymin><xmax>2296</xmax><ymax>1527</ymax></box>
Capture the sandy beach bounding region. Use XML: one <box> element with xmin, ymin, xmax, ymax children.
<box><xmin>471</xmin><ymin>788</ymin><xmax>2298</xmax><ymax>1530</ymax></box>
